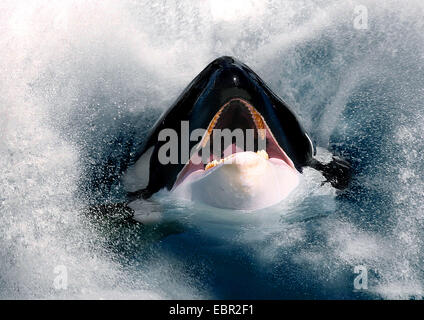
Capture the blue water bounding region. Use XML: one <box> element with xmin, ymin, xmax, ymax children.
<box><xmin>1</xmin><ymin>0</ymin><xmax>423</xmax><ymax>299</ymax></box>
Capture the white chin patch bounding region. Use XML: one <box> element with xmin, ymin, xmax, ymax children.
<box><xmin>172</xmin><ymin>151</ymin><xmax>299</xmax><ymax>210</ymax></box>
<box><xmin>121</xmin><ymin>146</ymin><xmax>154</xmax><ymax>192</ymax></box>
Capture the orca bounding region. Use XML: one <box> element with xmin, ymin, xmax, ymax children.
<box><xmin>122</xmin><ymin>56</ymin><xmax>350</xmax><ymax>210</ymax></box>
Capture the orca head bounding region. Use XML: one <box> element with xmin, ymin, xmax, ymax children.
<box><xmin>123</xmin><ymin>56</ymin><xmax>314</xmax><ymax>209</ymax></box>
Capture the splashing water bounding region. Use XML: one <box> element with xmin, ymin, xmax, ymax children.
<box><xmin>1</xmin><ymin>0</ymin><xmax>423</xmax><ymax>299</ymax></box>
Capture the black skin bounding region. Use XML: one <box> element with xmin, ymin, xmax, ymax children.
<box><xmin>128</xmin><ymin>56</ymin><xmax>351</xmax><ymax>200</ymax></box>
<box><xmin>308</xmin><ymin>156</ymin><xmax>351</xmax><ymax>190</ymax></box>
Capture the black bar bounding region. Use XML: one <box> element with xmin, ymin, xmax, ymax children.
<box><xmin>0</xmin><ymin>300</ymin><xmax>422</xmax><ymax>318</ymax></box>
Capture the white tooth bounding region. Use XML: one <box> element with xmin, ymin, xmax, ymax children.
<box><xmin>256</xmin><ymin>150</ymin><xmax>269</xmax><ymax>160</ymax></box>
<box><xmin>205</xmin><ymin>159</ymin><xmax>219</xmax><ymax>170</ymax></box>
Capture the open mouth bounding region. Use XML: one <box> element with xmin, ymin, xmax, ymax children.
<box><xmin>173</xmin><ymin>98</ymin><xmax>296</xmax><ymax>188</ymax></box>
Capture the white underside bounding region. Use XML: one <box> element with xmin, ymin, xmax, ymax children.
<box><xmin>172</xmin><ymin>151</ymin><xmax>299</xmax><ymax>210</ymax></box>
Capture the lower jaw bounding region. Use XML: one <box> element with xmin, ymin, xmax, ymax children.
<box><xmin>172</xmin><ymin>152</ymin><xmax>299</xmax><ymax>210</ymax></box>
